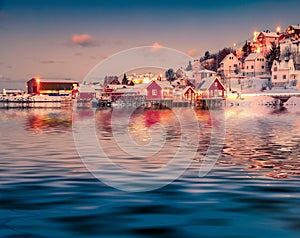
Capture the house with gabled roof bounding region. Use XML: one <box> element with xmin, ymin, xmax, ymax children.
<box><xmin>285</xmin><ymin>24</ymin><xmax>300</xmax><ymax>40</ymax></box>
<box><xmin>182</xmin><ymin>86</ymin><xmax>197</xmax><ymax>101</ymax></box>
<box><xmin>271</xmin><ymin>58</ymin><xmax>298</xmax><ymax>87</ymax></box>
<box><xmin>146</xmin><ymin>80</ymin><xmax>173</xmax><ymax>100</ymax></box>
<box><xmin>217</xmin><ymin>53</ymin><xmax>241</xmax><ymax>78</ymax></box>
<box><xmin>197</xmin><ymin>77</ymin><xmax>226</xmax><ymax>99</ymax></box>
<box><xmin>244</xmin><ymin>52</ymin><xmax>266</xmax><ymax>76</ymax></box>
<box><xmin>255</xmin><ymin>31</ymin><xmax>280</xmax><ymax>54</ymax></box>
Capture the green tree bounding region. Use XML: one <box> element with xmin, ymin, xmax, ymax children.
<box><xmin>200</xmin><ymin>51</ymin><xmax>211</xmax><ymax>62</ymax></box>
<box><xmin>165</xmin><ymin>68</ymin><xmax>175</xmax><ymax>83</ymax></box>
<box><xmin>186</xmin><ymin>61</ymin><xmax>192</xmax><ymax>71</ymax></box>
<box><xmin>122</xmin><ymin>73</ymin><xmax>128</xmax><ymax>85</ymax></box>
<box><xmin>242</xmin><ymin>41</ymin><xmax>252</xmax><ymax>59</ymax></box>
<box><xmin>266</xmin><ymin>42</ymin><xmax>280</xmax><ymax>73</ymax></box>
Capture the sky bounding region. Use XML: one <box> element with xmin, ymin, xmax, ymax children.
<box><xmin>0</xmin><ymin>0</ymin><xmax>300</xmax><ymax>89</ymax></box>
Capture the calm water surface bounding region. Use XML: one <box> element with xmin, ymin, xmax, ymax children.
<box><xmin>0</xmin><ymin>103</ymin><xmax>300</xmax><ymax>238</ymax></box>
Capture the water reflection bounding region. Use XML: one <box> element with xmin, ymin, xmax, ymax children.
<box><xmin>222</xmin><ymin>107</ymin><xmax>300</xmax><ymax>180</ymax></box>
<box><xmin>25</xmin><ymin>109</ymin><xmax>72</xmax><ymax>133</ymax></box>
<box><xmin>0</xmin><ymin>106</ymin><xmax>300</xmax><ymax>237</ymax></box>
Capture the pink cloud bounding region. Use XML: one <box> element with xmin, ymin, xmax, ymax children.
<box><xmin>186</xmin><ymin>48</ymin><xmax>199</xmax><ymax>57</ymax></box>
<box><xmin>66</xmin><ymin>34</ymin><xmax>99</xmax><ymax>47</ymax></box>
<box><xmin>151</xmin><ymin>42</ymin><xmax>163</xmax><ymax>52</ymax></box>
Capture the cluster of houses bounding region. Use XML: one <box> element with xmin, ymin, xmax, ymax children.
<box><xmin>7</xmin><ymin>24</ymin><xmax>298</xmax><ymax>103</ymax></box>
<box><xmin>221</xmin><ymin>24</ymin><xmax>300</xmax><ymax>88</ymax></box>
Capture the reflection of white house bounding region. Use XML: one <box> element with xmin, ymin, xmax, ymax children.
<box><xmin>271</xmin><ymin>59</ymin><xmax>298</xmax><ymax>87</ymax></box>
<box><xmin>218</xmin><ymin>53</ymin><xmax>241</xmax><ymax>77</ymax></box>
<box><xmin>244</xmin><ymin>53</ymin><xmax>266</xmax><ymax>76</ymax></box>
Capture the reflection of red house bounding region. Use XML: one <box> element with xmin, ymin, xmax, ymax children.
<box><xmin>145</xmin><ymin>110</ymin><xmax>161</xmax><ymax>127</ymax></box>
<box><xmin>197</xmin><ymin>78</ymin><xmax>226</xmax><ymax>98</ymax></box>
<box><xmin>146</xmin><ymin>80</ymin><xmax>173</xmax><ymax>100</ymax></box>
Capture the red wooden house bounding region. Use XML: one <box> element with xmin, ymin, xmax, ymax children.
<box><xmin>197</xmin><ymin>78</ymin><xmax>226</xmax><ymax>98</ymax></box>
<box><xmin>146</xmin><ymin>80</ymin><xmax>173</xmax><ymax>100</ymax></box>
<box><xmin>27</xmin><ymin>78</ymin><xmax>79</xmax><ymax>96</ymax></box>
<box><xmin>182</xmin><ymin>86</ymin><xmax>197</xmax><ymax>101</ymax></box>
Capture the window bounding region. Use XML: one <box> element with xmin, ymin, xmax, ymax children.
<box><xmin>262</xmin><ymin>65</ymin><xmax>264</xmax><ymax>69</ymax></box>
<box><xmin>274</xmin><ymin>67</ymin><xmax>277</xmax><ymax>71</ymax></box>
<box><xmin>251</xmin><ymin>65</ymin><xmax>254</xmax><ymax>69</ymax></box>
<box><xmin>283</xmin><ymin>75</ymin><xmax>286</xmax><ymax>79</ymax></box>
<box><xmin>274</xmin><ymin>75</ymin><xmax>277</xmax><ymax>80</ymax></box>
<box><xmin>152</xmin><ymin>89</ymin><xmax>157</xmax><ymax>96</ymax></box>
<box><xmin>234</xmin><ymin>64</ymin><xmax>237</xmax><ymax>67</ymax></box>
<box><xmin>247</xmin><ymin>66</ymin><xmax>249</xmax><ymax>69</ymax></box>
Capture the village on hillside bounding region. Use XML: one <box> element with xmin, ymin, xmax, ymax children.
<box><xmin>1</xmin><ymin>24</ymin><xmax>300</xmax><ymax>108</ymax></box>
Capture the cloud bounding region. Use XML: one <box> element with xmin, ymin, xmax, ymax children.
<box><xmin>40</xmin><ymin>60</ymin><xmax>56</xmax><ymax>64</ymax></box>
<box><xmin>151</xmin><ymin>42</ymin><xmax>163</xmax><ymax>52</ymax></box>
<box><xmin>40</xmin><ymin>60</ymin><xmax>64</xmax><ymax>64</ymax></box>
<box><xmin>0</xmin><ymin>74</ymin><xmax>10</xmax><ymax>80</ymax></box>
<box><xmin>66</xmin><ymin>34</ymin><xmax>100</xmax><ymax>48</ymax></box>
<box><xmin>186</xmin><ymin>48</ymin><xmax>199</xmax><ymax>57</ymax></box>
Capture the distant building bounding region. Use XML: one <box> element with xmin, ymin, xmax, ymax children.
<box><xmin>2</xmin><ymin>89</ymin><xmax>24</xmax><ymax>96</ymax></box>
<box><xmin>244</xmin><ymin>52</ymin><xmax>266</xmax><ymax>76</ymax></box>
<box><xmin>285</xmin><ymin>24</ymin><xmax>300</xmax><ymax>40</ymax></box>
<box><xmin>255</xmin><ymin>31</ymin><xmax>280</xmax><ymax>54</ymax></box>
<box><xmin>27</xmin><ymin>78</ymin><xmax>79</xmax><ymax>96</ymax></box>
<box><xmin>197</xmin><ymin>77</ymin><xmax>226</xmax><ymax>98</ymax></box>
<box><xmin>218</xmin><ymin>53</ymin><xmax>241</xmax><ymax>78</ymax></box>
<box><xmin>182</xmin><ymin>86</ymin><xmax>197</xmax><ymax>101</ymax></box>
<box><xmin>78</xmin><ymin>85</ymin><xmax>96</xmax><ymax>100</ymax></box>
<box><xmin>271</xmin><ymin>59</ymin><xmax>298</xmax><ymax>87</ymax></box>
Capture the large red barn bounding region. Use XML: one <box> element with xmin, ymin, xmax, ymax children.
<box><xmin>27</xmin><ymin>78</ymin><xmax>79</xmax><ymax>97</ymax></box>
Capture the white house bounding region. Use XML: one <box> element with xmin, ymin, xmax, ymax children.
<box><xmin>244</xmin><ymin>53</ymin><xmax>267</xmax><ymax>77</ymax></box>
<box><xmin>218</xmin><ymin>53</ymin><xmax>241</xmax><ymax>77</ymax></box>
<box><xmin>271</xmin><ymin>59</ymin><xmax>298</xmax><ymax>87</ymax></box>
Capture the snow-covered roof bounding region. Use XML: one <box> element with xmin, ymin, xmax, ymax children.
<box><xmin>273</xmin><ymin>59</ymin><xmax>294</xmax><ymax>71</ymax></box>
<box><xmin>245</xmin><ymin>53</ymin><xmax>264</xmax><ymax>61</ymax></box>
<box><xmin>133</xmin><ymin>83</ymin><xmax>148</xmax><ymax>89</ymax></box>
<box><xmin>199</xmin><ymin>69</ymin><xmax>217</xmax><ymax>74</ymax></box>
<box><xmin>219</xmin><ymin>53</ymin><xmax>237</xmax><ymax>64</ymax></box>
<box><xmin>197</xmin><ymin>78</ymin><xmax>214</xmax><ymax>90</ymax></box>
<box><xmin>78</xmin><ymin>85</ymin><xmax>96</xmax><ymax>93</ymax></box>
<box><xmin>182</xmin><ymin>86</ymin><xmax>196</xmax><ymax>95</ymax></box>
<box><xmin>291</xmin><ymin>24</ymin><xmax>300</xmax><ymax>30</ymax></box>
<box><xmin>107</xmin><ymin>84</ymin><xmax>126</xmax><ymax>89</ymax></box>
<box><xmin>31</xmin><ymin>78</ymin><xmax>78</xmax><ymax>84</ymax></box>
<box><xmin>154</xmin><ymin>80</ymin><xmax>174</xmax><ymax>89</ymax></box>
<box><xmin>115</xmin><ymin>87</ymin><xmax>139</xmax><ymax>94</ymax></box>
<box><xmin>197</xmin><ymin>77</ymin><xmax>225</xmax><ymax>90</ymax></box>
<box><xmin>260</xmin><ymin>31</ymin><xmax>279</xmax><ymax>38</ymax></box>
